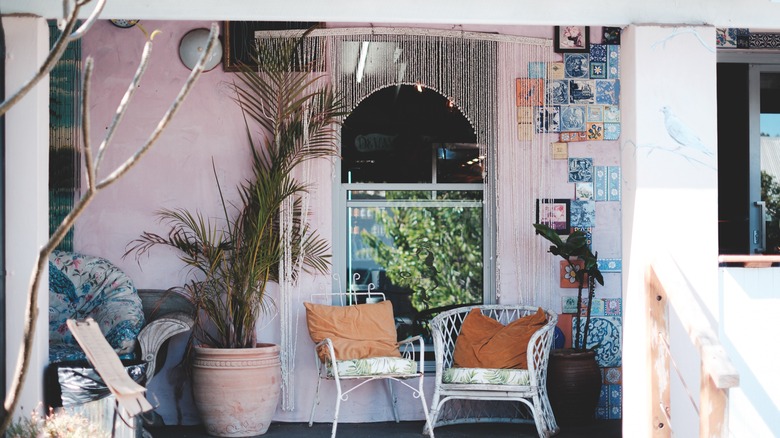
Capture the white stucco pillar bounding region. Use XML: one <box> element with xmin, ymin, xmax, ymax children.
<box><xmin>621</xmin><ymin>25</ymin><xmax>719</xmax><ymax>437</ymax></box>
<box><xmin>4</xmin><ymin>17</ymin><xmax>50</xmax><ymax>419</ymax></box>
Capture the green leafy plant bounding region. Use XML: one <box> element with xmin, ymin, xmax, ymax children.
<box><xmin>126</xmin><ymin>30</ymin><xmax>344</xmax><ymax>349</ymax></box>
<box><xmin>533</xmin><ymin>223</ymin><xmax>604</xmax><ymax>350</ymax></box>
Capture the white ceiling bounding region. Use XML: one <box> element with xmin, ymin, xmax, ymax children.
<box><xmin>3</xmin><ymin>0</ymin><xmax>780</xmax><ymax>29</ymax></box>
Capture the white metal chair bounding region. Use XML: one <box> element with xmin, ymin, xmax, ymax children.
<box><xmin>425</xmin><ymin>305</ymin><xmax>559</xmax><ymax>437</ymax></box>
<box><xmin>306</xmin><ymin>292</ymin><xmax>434</xmax><ymax>438</ymax></box>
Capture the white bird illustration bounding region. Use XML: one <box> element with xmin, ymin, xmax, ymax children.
<box><xmin>660</xmin><ymin>106</ymin><xmax>714</xmax><ymax>156</ymax></box>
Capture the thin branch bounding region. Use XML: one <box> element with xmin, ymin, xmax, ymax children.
<box><xmin>69</xmin><ymin>0</ymin><xmax>106</xmax><ymax>40</ymax></box>
<box><xmin>82</xmin><ymin>57</ymin><xmax>95</xmax><ymax>189</ymax></box>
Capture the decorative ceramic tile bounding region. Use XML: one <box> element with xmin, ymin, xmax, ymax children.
<box><xmin>528</xmin><ymin>62</ymin><xmax>546</xmax><ymax>78</ymax></box>
<box><xmin>516</xmin><ymin>78</ymin><xmax>544</xmax><ymax>106</ymax></box>
<box><xmin>604</xmin><ymin>298</ymin><xmax>622</xmax><ymax>316</ymax></box>
<box><xmin>596</xmin><ymin>407</ymin><xmax>609</xmax><ymax>420</ymax></box>
<box><xmin>535</xmin><ymin>106</ymin><xmax>561</xmax><ymax>133</ymax></box>
<box><xmin>598</xmin><ymin>258</ymin><xmax>622</xmax><ymax>273</ymax></box>
<box><xmin>560</xmin><ymin>105</ymin><xmax>587</xmax><ymax>132</ymax></box>
<box><xmin>609</xmin><ymin>404</ymin><xmax>622</xmax><ymax>420</ymax></box>
<box><xmin>581</xmin><ymin>297</ymin><xmax>605</xmax><ymax>316</ymax></box>
<box><xmin>604</xmin><ymin>367</ymin><xmax>622</xmax><ymax>385</ymax></box>
<box><xmin>595</xmin><ymin>79</ymin><xmax>620</xmax><ymax>105</ymax></box>
<box><xmin>560</xmin><ymin>131</ymin><xmax>588</xmax><ymax>142</ymax></box>
<box><xmin>570</xmin><ymin>200</ymin><xmax>596</xmax><ymax>228</ymax></box>
<box><xmin>548</xmin><ymin>62</ymin><xmax>565</xmax><ymax>79</ymax></box>
<box><xmin>716</xmin><ymin>28</ymin><xmax>738</xmax><ymax>48</ymax></box>
<box><xmin>562</xmin><ymin>296</ymin><xmax>579</xmax><ymax>314</ymax></box>
<box><xmin>607</xmin><ymin>45</ymin><xmax>620</xmax><ymax>79</ymax></box>
<box><xmin>575</xmin><ymin>182</ymin><xmax>594</xmax><ymax>200</ymax></box>
<box><xmin>573</xmin><ymin>316</ymin><xmax>622</xmax><ymax>367</ymax></box>
<box><xmin>547</xmin><ymin>80</ymin><xmax>569</xmax><ymax>105</ymax></box>
<box><xmin>517</xmin><ymin>106</ymin><xmax>533</xmax><ymax>123</ymax></box>
<box><xmin>571</xmin><ymin>226</ymin><xmax>592</xmax><ymax>249</ymax></box>
<box><xmin>594</xmin><ymin>165</ymin><xmax>607</xmax><ymax>201</ymax></box>
<box><xmin>603</xmin><ymin>27</ymin><xmax>621</xmax><ymax>45</ymax></box>
<box><xmin>750</xmin><ymin>32</ymin><xmax>780</xmax><ymax>49</ymax></box>
<box><xmin>568</xmin><ymin>157</ymin><xmax>593</xmax><ymax>183</ymax></box>
<box><xmin>564</xmin><ymin>53</ymin><xmax>589</xmax><ymax>79</ymax></box>
<box><xmin>569</xmin><ymin>79</ymin><xmax>595</xmax><ymax>104</ymax></box>
<box><xmin>607</xmin><ymin>166</ymin><xmax>621</xmax><ymax>201</ymax></box>
<box><xmin>560</xmin><ymin>260</ymin><xmax>583</xmax><ymax>288</ymax></box>
<box><xmin>604</xmin><ymin>105</ymin><xmax>620</xmax><ymax>122</ymax></box>
<box><xmin>608</xmin><ymin>384</ymin><xmax>622</xmax><ymax>412</ymax></box>
<box><xmin>598</xmin><ymin>384</ymin><xmax>609</xmax><ymax>408</ymax></box>
<box><xmin>604</xmin><ymin>122</ymin><xmax>621</xmax><ymax>140</ymax></box>
<box><xmin>587</xmin><ymin>122</ymin><xmax>604</xmax><ymax>141</ymax></box>
<box><xmin>589</xmin><ymin>62</ymin><xmax>606</xmax><ymax>79</ymax></box>
<box><xmin>589</xmin><ymin>44</ymin><xmax>607</xmax><ymax>63</ymax></box>
<box><xmin>552</xmin><ymin>142</ymin><xmax>568</xmax><ymax>160</ymax></box>
<box><xmin>587</xmin><ymin>105</ymin><xmax>604</xmax><ymax>122</ymax></box>
<box><xmin>517</xmin><ymin>123</ymin><xmax>534</xmax><ymax>141</ymax></box>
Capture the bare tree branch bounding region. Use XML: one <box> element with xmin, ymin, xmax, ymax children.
<box><xmin>0</xmin><ymin>10</ymin><xmax>220</xmax><ymax>433</ymax></box>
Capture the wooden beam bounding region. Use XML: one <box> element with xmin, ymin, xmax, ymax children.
<box><xmin>647</xmin><ymin>264</ymin><xmax>671</xmax><ymax>437</ymax></box>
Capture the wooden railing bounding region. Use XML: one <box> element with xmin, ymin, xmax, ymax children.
<box><xmin>645</xmin><ymin>256</ymin><xmax>739</xmax><ymax>437</ymax></box>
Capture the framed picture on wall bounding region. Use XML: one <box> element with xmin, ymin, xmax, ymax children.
<box><xmin>536</xmin><ymin>198</ymin><xmax>571</xmax><ymax>235</ymax></box>
<box><xmin>554</xmin><ymin>26</ymin><xmax>590</xmax><ymax>53</ymax></box>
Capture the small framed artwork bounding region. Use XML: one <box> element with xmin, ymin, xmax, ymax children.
<box><xmin>536</xmin><ymin>198</ymin><xmax>571</xmax><ymax>235</ymax></box>
<box><xmin>554</xmin><ymin>26</ymin><xmax>590</xmax><ymax>53</ymax></box>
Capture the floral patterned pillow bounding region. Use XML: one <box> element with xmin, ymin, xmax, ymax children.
<box><xmin>48</xmin><ymin>250</ymin><xmax>144</xmax><ymax>362</ymax></box>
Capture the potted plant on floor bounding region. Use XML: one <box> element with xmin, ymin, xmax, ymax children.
<box><xmin>533</xmin><ymin>223</ymin><xmax>604</xmax><ymax>425</ymax></box>
<box><xmin>126</xmin><ymin>31</ymin><xmax>343</xmax><ymax>437</ymax></box>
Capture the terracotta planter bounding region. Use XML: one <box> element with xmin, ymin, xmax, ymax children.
<box><xmin>547</xmin><ymin>348</ymin><xmax>602</xmax><ymax>426</ymax></box>
<box><xmin>192</xmin><ymin>344</ymin><xmax>281</xmax><ymax>437</ymax></box>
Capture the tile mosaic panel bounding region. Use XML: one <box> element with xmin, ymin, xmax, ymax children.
<box><xmin>595</xmin><ymin>79</ymin><xmax>620</xmax><ymax>105</ymax></box>
<box><xmin>547</xmin><ymin>80</ymin><xmax>570</xmax><ymax>105</ymax></box>
<box><xmin>589</xmin><ymin>44</ymin><xmax>607</xmax><ymax>63</ymax></box>
<box><xmin>604</xmin><ymin>298</ymin><xmax>622</xmax><ymax>316</ymax></box>
<box><xmin>535</xmin><ymin>106</ymin><xmax>561</xmax><ymax>133</ymax></box>
<box><xmin>560</xmin><ymin>105</ymin><xmax>587</xmax><ymax>132</ymax></box>
<box><xmin>568</xmin><ymin>157</ymin><xmax>593</xmax><ymax>183</ymax></box>
<box><xmin>573</xmin><ymin>316</ymin><xmax>622</xmax><ymax>368</ymax></box>
<box><xmin>587</xmin><ymin>105</ymin><xmax>604</xmax><ymax>122</ymax></box>
<box><xmin>580</xmin><ymin>297</ymin><xmax>605</xmax><ymax>316</ymax></box>
<box><xmin>607</xmin><ymin>166</ymin><xmax>621</xmax><ymax>202</ymax></box>
<box><xmin>750</xmin><ymin>32</ymin><xmax>780</xmax><ymax>49</ymax></box>
<box><xmin>560</xmin><ymin>131</ymin><xmax>588</xmax><ymax>142</ymax></box>
<box><xmin>528</xmin><ymin>62</ymin><xmax>546</xmax><ymax>78</ymax></box>
<box><xmin>607</xmin><ymin>45</ymin><xmax>620</xmax><ymax>79</ymax></box>
<box><xmin>604</xmin><ymin>105</ymin><xmax>620</xmax><ymax>122</ymax></box>
<box><xmin>594</xmin><ymin>166</ymin><xmax>607</xmax><ymax>201</ymax></box>
<box><xmin>608</xmin><ymin>384</ymin><xmax>622</xmax><ymax>419</ymax></box>
<box><xmin>564</xmin><ymin>53</ymin><xmax>589</xmax><ymax>79</ymax></box>
<box><xmin>516</xmin><ymin>78</ymin><xmax>544</xmax><ymax>106</ymax></box>
<box><xmin>575</xmin><ymin>182</ymin><xmax>594</xmax><ymax>200</ymax></box>
<box><xmin>587</xmin><ymin>122</ymin><xmax>604</xmax><ymax>140</ymax></box>
<box><xmin>569</xmin><ymin>79</ymin><xmax>595</xmax><ymax>104</ymax></box>
<box><xmin>548</xmin><ymin>62</ymin><xmax>565</xmax><ymax>79</ymax></box>
<box><xmin>604</xmin><ymin>122</ymin><xmax>621</xmax><ymax>140</ymax></box>
<box><xmin>590</xmin><ymin>62</ymin><xmax>606</xmax><ymax>79</ymax></box>
<box><xmin>570</xmin><ymin>200</ymin><xmax>596</xmax><ymax>228</ymax></box>
<box><xmin>597</xmin><ymin>258</ymin><xmax>622</xmax><ymax>273</ymax></box>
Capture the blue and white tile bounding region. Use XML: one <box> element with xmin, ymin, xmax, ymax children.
<box><xmin>598</xmin><ymin>258</ymin><xmax>622</xmax><ymax>273</ymax></box>
<box><xmin>573</xmin><ymin>316</ymin><xmax>622</xmax><ymax>367</ymax></box>
<box><xmin>604</xmin><ymin>105</ymin><xmax>620</xmax><ymax>123</ymax></box>
<box><xmin>589</xmin><ymin>62</ymin><xmax>607</xmax><ymax>79</ymax></box>
<box><xmin>568</xmin><ymin>157</ymin><xmax>593</xmax><ymax>183</ymax></box>
<box><xmin>587</xmin><ymin>105</ymin><xmax>604</xmax><ymax>122</ymax></box>
<box><xmin>607</xmin><ymin>45</ymin><xmax>620</xmax><ymax>79</ymax></box>
<box><xmin>595</xmin><ymin>79</ymin><xmax>620</xmax><ymax>105</ymax></box>
<box><xmin>590</xmin><ymin>44</ymin><xmax>607</xmax><ymax>63</ymax></box>
<box><xmin>564</xmin><ymin>53</ymin><xmax>590</xmax><ymax>79</ymax></box>
<box><xmin>607</xmin><ymin>166</ymin><xmax>621</xmax><ymax>202</ymax></box>
<box><xmin>528</xmin><ymin>62</ymin><xmax>546</xmax><ymax>78</ymax></box>
<box><xmin>561</xmin><ymin>105</ymin><xmax>587</xmax><ymax>132</ymax></box>
<box><xmin>594</xmin><ymin>166</ymin><xmax>607</xmax><ymax>201</ymax></box>
<box><xmin>604</xmin><ymin>122</ymin><xmax>621</xmax><ymax>140</ymax></box>
<box><xmin>570</xmin><ymin>200</ymin><xmax>596</xmax><ymax>228</ymax></box>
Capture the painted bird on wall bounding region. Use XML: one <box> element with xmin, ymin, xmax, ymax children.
<box><xmin>660</xmin><ymin>106</ymin><xmax>714</xmax><ymax>156</ymax></box>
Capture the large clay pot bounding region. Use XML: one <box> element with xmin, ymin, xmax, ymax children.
<box><xmin>547</xmin><ymin>348</ymin><xmax>602</xmax><ymax>426</ymax></box>
<box><xmin>192</xmin><ymin>344</ymin><xmax>281</xmax><ymax>437</ymax></box>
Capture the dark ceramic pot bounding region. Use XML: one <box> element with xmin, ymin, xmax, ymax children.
<box><xmin>547</xmin><ymin>348</ymin><xmax>602</xmax><ymax>426</ymax></box>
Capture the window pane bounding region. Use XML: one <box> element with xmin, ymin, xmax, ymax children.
<box><xmin>761</xmin><ymin>72</ymin><xmax>780</xmax><ymax>254</ymax></box>
<box><xmin>347</xmin><ymin>197</ymin><xmax>483</xmax><ymax>340</ymax></box>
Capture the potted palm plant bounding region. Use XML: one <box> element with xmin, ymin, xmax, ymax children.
<box><xmin>126</xmin><ymin>31</ymin><xmax>343</xmax><ymax>437</ymax></box>
<box><xmin>533</xmin><ymin>223</ymin><xmax>604</xmax><ymax>425</ymax></box>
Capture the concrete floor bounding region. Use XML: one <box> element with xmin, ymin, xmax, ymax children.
<box><xmin>147</xmin><ymin>420</ymin><xmax>622</xmax><ymax>437</ymax></box>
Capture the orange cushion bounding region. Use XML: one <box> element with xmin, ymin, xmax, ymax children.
<box><xmin>304</xmin><ymin>300</ymin><xmax>400</xmax><ymax>362</ymax></box>
<box><xmin>453</xmin><ymin>307</ymin><xmax>547</xmax><ymax>369</ymax></box>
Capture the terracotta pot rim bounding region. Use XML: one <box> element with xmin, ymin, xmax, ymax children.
<box><xmin>195</xmin><ymin>343</ymin><xmax>279</xmax><ymax>351</ymax></box>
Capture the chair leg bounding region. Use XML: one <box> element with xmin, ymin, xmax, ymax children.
<box><xmin>424</xmin><ymin>387</ymin><xmax>442</xmax><ymax>435</ymax></box>
<box><xmin>308</xmin><ymin>374</ymin><xmax>323</xmax><ymax>427</ymax></box>
<box><xmin>386</xmin><ymin>379</ymin><xmax>400</xmax><ymax>423</ymax></box>
<box><xmin>417</xmin><ymin>377</ymin><xmax>435</xmax><ymax>438</ymax></box>
<box><xmin>331</xmin><ymin>374</ymin><xmax>344</xmax><ymax>438</ymax></box>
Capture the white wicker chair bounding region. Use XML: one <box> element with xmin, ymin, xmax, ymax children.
<box><xmin>307</xmin><ymin>292</ymin><xmax>435</xmax><ymax>438</ymax></box>
<box><xmin>425</xmin><ymin>305</ymin><xmax>559</xmax><ymax>437</ymax></box>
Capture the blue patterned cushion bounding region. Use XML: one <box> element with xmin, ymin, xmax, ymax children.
<box><xmin>48</xmin><ymin>250</ymin><xmax>144</xmax><ymax>362</ymax></box>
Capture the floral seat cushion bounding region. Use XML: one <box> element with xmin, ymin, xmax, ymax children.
<box><xmin>329</xmin><ymin>356</ymin><xmax>417</xmax><ymax>377</ymax></box>
<box><xmin>48</xmin><ymin>250</ymin><xmax>145</xmax><ymax>363</ymax></box>
<box><xmin>443</xmin><ymin>366</ymin><xmax>531</xmax><ymax>386</ymax></box>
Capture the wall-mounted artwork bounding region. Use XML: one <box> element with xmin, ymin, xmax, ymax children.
<box><xmin>554</xmin><ymin>26</ymin><xmax>590</xmax><ymax>53</ymax></box>
<box><xmin>536</xmin><ymin>198</ymin><xmax>571</xmax><ymax>235</ymax></box>
<box><xmin>568</xmin><ymin>157</ymin><xmax>593</xmax><ymax>183</ymax></box>
<box><xmin>570</xmin><ymin>200</ymin><xmax>596</xmax><ymax>228</ymax></box>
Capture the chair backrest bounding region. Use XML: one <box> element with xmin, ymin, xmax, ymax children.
<box><xmin>430</xmin><ymin>304</ymin><xmax>558</xmax><ymax>372</ymax></box>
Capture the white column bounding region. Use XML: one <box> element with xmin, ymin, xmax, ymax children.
<box><xmin>4</xmin><ymin>17</ymin><xmax>50</xmax><ymax>419</ymax></box>
<box><xmin>621</xmin><ymin>25</ymin><xmax>719</xmax><ymax>437</ymax></box>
